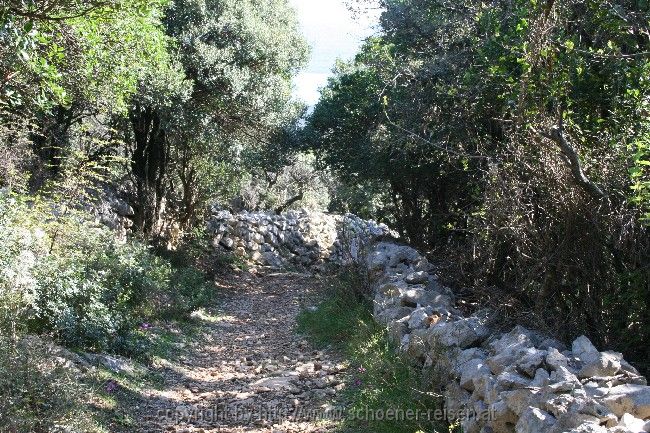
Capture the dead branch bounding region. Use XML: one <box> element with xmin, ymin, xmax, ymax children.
<box><xmin>275</xmin><ymin>192</ymin><xmax>304</xmax><ymax>214</ymax></box>
<box><xmin>534</xmin><ymin>125</ymin><xmax>606</xmax><ymax>199</ymax></box>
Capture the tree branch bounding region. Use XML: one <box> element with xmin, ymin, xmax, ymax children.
<box><xmin>275</xmin><ymin>192</ymin><xmax>304</xmax><ymax>214</ymax></box>
<box><xmin>534</xmin><ymin>125</ymin><xmax>606</xmax><ymax>199</ymax></box>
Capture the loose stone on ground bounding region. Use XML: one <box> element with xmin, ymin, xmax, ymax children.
<box><xmin>135</xmin><ymin>272</ymin><xmax>346</xmax><ymax>433</ymax></box>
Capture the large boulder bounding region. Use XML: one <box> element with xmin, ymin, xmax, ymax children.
<box><xmin>601</xmin><ymin>384</ymin><xmax>650</xmax><ymax>419</ymax></box>
<box><xmin>572</xmin><ymin>336</ymin><xmax>600</xmax><ymax>363</ymax></box>
<box><xmin>428</xmin><ymin>316</ymin><xmax>490</xmax><ymax>348</ymax></box>
<box><xmin>578</xmin><ymin>351</ymin><xmax>622</xmax><ymax>379</ymax></box>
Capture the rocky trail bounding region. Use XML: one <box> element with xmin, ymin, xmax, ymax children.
<box><xmin>134</xmin><ymin>271</ymin><xmax>348</xmax><ymax>433</ymax></box>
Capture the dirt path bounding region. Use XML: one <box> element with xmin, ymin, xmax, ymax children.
<box><xmin>135</xmin><ymin>271</ymin><xmax>347</xmax><ymax>433</ymax></box>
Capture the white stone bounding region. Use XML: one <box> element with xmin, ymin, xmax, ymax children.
<box><xmin>601</xmin><ymin>384</ymin><xmax>650</xmax><ymax>419</ymax></box>
<box><xmin>578</xmin><ymin>352</ymin><xmax>621</xmax><ymax>378</ymax></box>
<box><xmin>572</xmin><ymin>336</ymin><xmax>600</xmax><ymax>364</ymax></box>
<box><xmin>401</xmin><ymin>287</ymin><xmax>449</xmax><ymax>308</ymax></box>
<box><xmin>516</xmin><ymin>406</ymin><xmax>556</xmax><ymax>433</ymax></box>
<box><xmin>547</xmin><ymin>366</ymin><xmax>581</xmax><ymax>392</ymax></box>
<box><xmin>618</xmin><ymin>413</ymin><xmax>647</xmax><ymax>432</ymax></box>
<box><xmin>428</xmin><ymin>316</ymin><xmax>490</xmax><ymax>348</ymax></box>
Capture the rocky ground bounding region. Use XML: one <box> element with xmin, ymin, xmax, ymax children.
<box><xmin>134</xmin><ymin>271</ymin><xmax>348</xmax><ymax>433</ymax></box>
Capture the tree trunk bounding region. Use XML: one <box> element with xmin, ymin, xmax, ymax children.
<box><xmin>129</xmin><ymin>104</ymin><xmax>168</xmax><ymax>236</ymax></box>
<box><xmin>29</xmin><ymin>105</ymin><xmax>75</xmax><ymax>190</ymax></box>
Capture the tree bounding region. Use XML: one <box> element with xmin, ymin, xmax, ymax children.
<box><xmin>125</xmin><ymin>0</ymin><xmax>308</xmax><ymax>234</ymax></box>
<box><xmin>307</xmin><ymin>0</ymin><xmax>650</xmax><ymax>370</ymax></box>
<box><xmin>0</xmin><ymin>0</ymin><xmax>181</xmax><ymax>193</ymax></box>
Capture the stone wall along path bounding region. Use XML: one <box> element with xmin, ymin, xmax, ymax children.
<box><xmin>209</xmin><ymin>210</ymin><xmax>650</xmax><ymax>433</ymax></box>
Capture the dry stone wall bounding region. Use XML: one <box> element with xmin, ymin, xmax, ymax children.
<box><xmin>208</xmin><ymin>210</ymin><xmax>650</xmax><ymax>433</ymax></box>
<box><xmin>207</xmin><ymin>208</ymin><xmax>392</xmax><ymax>269</ymax></box>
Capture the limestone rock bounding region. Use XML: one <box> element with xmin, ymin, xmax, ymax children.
<box><xmin>459</xmin><ymin>358</ymin><xmax>492</xmax><ymax>391</ymax></box>
<box><xmin>572</xmin><ymin>336</ymin><xmax>600</xmax><ymax>364</ymax></box>
<box><xmin>376</xmin><ymin>306</ymin><xmax>414</xmax><ymax>325</ymax></box>
<box><xmin>546</xmin><ymin>348</ymin><xmax>569</xmax><ymax>371</ymax></box>
<box><xmin>531</xmin><ymin>368</ymin><xmax>550</xmax><ymax>387</ymax></box>
<box><xmin>407</xmin><ymin>307</ymin><xmax>432</xmax><ymax>330</ymax></box>
<box><xmin>505</xmin><ymin>389</ymin><xmax>542</xmax><ymax>416</ymax></box>
<box><xmin>488</xmin><ymin>399</ymin><xmax>519</xmax><ymax>433</ymax></box>
<box><xmin>496</xmin><ymin>370</ymin><xmax>532</xmax><ymax>391</ymax></box>
<box><xmin>400</xmin><ymin>287</ymin><xmax>449</xmax><ymax>308</ymax></box>
<box><xmin>601</xmin><ymin>384</ymin><xmax>650</xmax><ymax>419</ymax></box>
<box><xmin>206</xmin><ymin>208</ymin><xmax>650</xmax><ymax>433</ymax></box>
<box><xmin>516</xmin><ymin>407</ymin><xmax>556</xmax><ymax>433</ymax></box>
<box><xmin>516</xmin><ymin>348</ymin><xmax>547</xmax><ymax>377</ymax></box>
<box><xmin>428</xmin><ymin>316</ymin><xmax>490</xmax><ymax>348</ymax></box>
<box><xmin>617</xmin><ymin>413</ymin><xmax>647</xmax><ymax>432</ymax></box>
<box><xmin>250</xmin><ymin>376</ymin><xmax>299</xmax><ymax>393</ymax></box>
<box><xmin>578</xmin><ymin>352</ymin><xmax>621</xmax><ymax>378</ymax></box>
<box><xmin>405</xmin><ymin>271</ymin><xmax>430</xmax><ymax>284</ymax></box>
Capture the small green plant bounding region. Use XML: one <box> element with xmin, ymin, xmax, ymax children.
<box><xmin>298</xmin><ymin>267</ymin><xmax>448</xmax><ymax>433</ymax></box>
<box><xmin>297</xmin><ymin>267</ymin><xmax>373</xmax><ymax>347</ymax></box>
<box><xmin>212</xmin><ymin>250</ymin><xmax>250</xmax><ymax>272</ymax></box>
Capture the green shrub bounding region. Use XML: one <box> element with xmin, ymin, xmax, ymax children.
<box><xmin>0</xmin><ymin>335</ymin><xmax>101</xmax><ymax>433</ymax></box>
<box><xmin>0</xmin><ymin>193</ymin><xmax>212</xmax><ymax>355</ymax></box>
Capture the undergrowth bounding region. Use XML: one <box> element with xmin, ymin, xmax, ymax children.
<box><xmin>297</xmin><ymin>267</ymin><xmax>450</xmax><ymax>433</ymax></box>
<box><xmin>0</xmin><ymin>335</ymin><xmax>107</xmax><ymax>433</ymax></box>
<box><xmin>0</xmin><ymin>192</ymin><xmax>218</xmax><ymax>432</ymax></box>
<box><xmin>0</xmin><ymin>193</ymin><xmax>213</xmax><ymax>355</ymax></box>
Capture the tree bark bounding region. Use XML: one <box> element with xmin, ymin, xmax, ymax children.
<box><xmin>275</xmin><ymin>192</ymin><xmax>304</xmax><ymax>214</ymax></box>
<box><xmin>537</xmin><ymin>125</ymin><xmax>606</xmax><ymax>200</ymax></box>
<box><xmin>130</xmin><ymin>104</ymin><xmax>168</xmax><ymax>236</ymax></box>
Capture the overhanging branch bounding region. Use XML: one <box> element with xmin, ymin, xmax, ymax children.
<box><xmin>533</xmin><ymin>125</ymin><xmax>606</xmax><ymax>199</ymax></box>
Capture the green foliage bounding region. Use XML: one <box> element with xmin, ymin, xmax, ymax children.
<box><xmin>165</xmin><ymin>0</ymin><xmax>308</xmax><ymax>127</ymax></box>
<box><xmin>239</xmin><ymin>152</ymin><xmax>332</xmax><ymax>212</ymax></box>
<box><xmin>0</xmin><ymin>335</ymin><xmax>102</xmax><ymax>433</ymax></box>
<box><xmin>297</xmin><ymin>268</ymin><xmax>447</xmax><ymax>433</ymax></box>
<box><xmin>297</xmin><ymin>268</ymin><xmax>373</xmax><ymax>347</ymax></box>
<box><xmin>0</xmin><ymin>193</ymin><xmax>212</xmax><ymax>354</ymax></box>
<box><xmin>1</xmin><ymin>0</ymin><xmax>309</xmax><ymax>236</ymax></box>
<box><xmin>68</xmin><ymin>0</ymin><xmax>185</xmax><ymax>115</ymax></box>
<box><xmin>630</xmin><ymin>103</ymin><xmax>650</xmax><ymax>224</ymax></box>
<box><xmin>307</xmin><ymin>0</ymin><xmax>650</xmax><ymax>370</ymax></box>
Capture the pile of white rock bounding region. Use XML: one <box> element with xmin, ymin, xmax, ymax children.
<box><xmin>93</xmin><ymin>197</ymin><xmax>135</xmax><ymax>241</ymax></box>
<box><xmin>367</xmin><ymin>241</ymin><xmax>650</xmax><ymax>433</ymax></box>
<box><xmin>206</xmin><ymin>208</ymin><xmax>392</xmax><ymax>269</ymax></box>
<box><xmin>207</xmin><ymin>210</ymin><xmax>650</xmax><ymax>433</ymax></box>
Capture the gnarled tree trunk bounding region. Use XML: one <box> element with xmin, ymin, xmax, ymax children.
<box><xmin>129</xmin><ymin>104</ymin><xmax>169</xmax><ymax>236</ymax></box>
